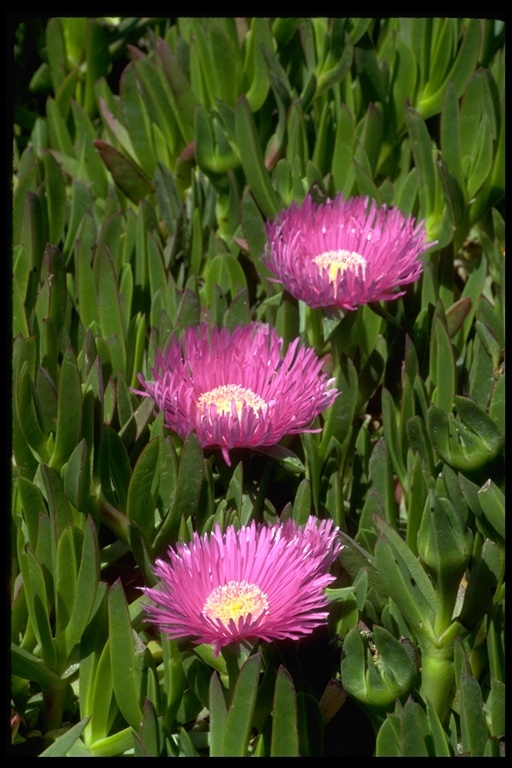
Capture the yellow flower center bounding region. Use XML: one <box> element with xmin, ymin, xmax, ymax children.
<box><xmin>313</xmin><ymin>249</ymin><xmax>367</xmax><ymax>286</ymax></box>
<box><xmin>196</xmin><ymin>384</ymin><xmax>268</xmax><ymax>419</ymax></box>
<box><xmin>202</xmin><ymin>580</ymin><xmax>269</xmax><ymax>626</ymax></box>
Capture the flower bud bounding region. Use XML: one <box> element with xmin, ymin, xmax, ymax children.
<box><xmin>417</xmin><ymin>493</ymin><xmax>472</xmax><ymax>581</ymax></box>
<box><xmin>340</xmin><ymin>625</ymin><xmax>418</xmax><ymax>722</ymax></box>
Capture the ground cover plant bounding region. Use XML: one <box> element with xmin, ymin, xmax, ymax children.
<box><xmin>11</xmin><ymin>17</ymin><xmax>504</xmax><ymax>757</ymax></box>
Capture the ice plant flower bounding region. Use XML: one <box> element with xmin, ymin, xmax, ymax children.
<box><xmin>142</xmin><ymin>517</ymin><xmax>341</xmax><ymax>656</ymax></box>
<box><xmin>263</xmin><ymin>193</ymin><xmax>433</xmax><ymax>310</ymax></box>
<box><xmin>134</xmin><ymin>322</ymin><xmax>338</xmax><ymax>465</ymax></box>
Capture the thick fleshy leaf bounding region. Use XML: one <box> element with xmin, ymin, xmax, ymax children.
<box><xmin>486</xmin><ymin>677</ymin><xmax>505</xmax><ymax>739</ymax></box>
<box><xmin>270</xmin><ymin>666</ymin><xmax>299</xmax><ymax>756</ymax></box>
<box><xmin>39</xmin><ymin>717</ymin><xmax>91</xmax><ymax>757</ymax></box>
<box><xmin>81</xmin><ymin>19</ymin><xmax>110</xmax><ymax>117</ymax></box>
<box><xmin>368</xmin><ymin>437</ymin><xmax>397</xmax><ymax>528</ymax></box>
<box><xmin>48</xmin><ymin>346</ymin><xmax>82</xmax><ymax>470</ymax></box>
<box><xmin>97</xmin><ymin>92</ymin><xmax>137</xmax><ymax>159</ymax></box>
<box><xmin>235</xmin><ymin>94</ymin><xmax>280</xmax><ymax>219</ymax></box>
<box><xmin>54</xmin><ymin>524</ymin><xmax>80</xmax><ymax>639</ymax></box>
<box><xmin>84</xmin><ymin>672</ymin><xmax>117</xmax><ymax>755</ymax></box>
<box><xmin>174</xmin><ymin>288</ymin><xmax>201</xmax><ymax>332</ymax></box>
<box><xmin>389</xmin><ymin>37</ymin><xmax>417</xmax><ymax>131</ymax></box>
<box><xmin>297</xmin><ymin>692</ymin><xmax>324</xmax><ymax>756</ymax></box>
<box><xmin>75</xmin><ymin>220</ymin><xmax>99</xmax><ymax>329</ymax></box>
<box><xmin>19</xmin><ymin>190</ymin><xmax>47</xmax><ymax>309</ymax></box>
<box><xmin>425</xmin><ymin>702</ymin><xmax>452</xmax><ymax>756</ymax></box>
<box><xmin>376</xmin><ymin>698</ymin><xmax>430</xmax><ymax>756</ymax></box>
<box><xmin>457</xmin><ymin>538</ymin><xmax>500</xmax><ymax>630</ymax></box>
<box><xmin>182</xmin><ymin>655</ymin><xmax>211</xmax><ymax>711</ymax></box>
<box><xmin>466</xmin><ymin>117</ymin><xmax>493</xmax><ymax>200</ymax></box>
<box><xmin>16</xmin><ymin>362</ymin><xmax>49</xmax><ymax>463</ymax></box>
<box><xmin>445</xmin><ymin>296</ymin><xmax>472</xmax><ymax>338</ymax></box>
<box><xmin>155</xmin><ymin>37</ymin><xmax>196</xmax><ymax>144</ymax></box>
<box><xmin>11</xmin><ymin>642</ymin><xmax>61</xmax><ymax>689</ymax></box>
<box><xmin>477</xmin><ymin>479</ymin><xmax>505</xmax><ymax>539</ymax></box>
<box><xmin>417</xmin><ymin>19</ymin><xmax>480</xmax><ymax>120</ymax></box>
<box><xmin>18</xmin><ymin>546</ymin><xmax>57</xmax><ymax>670</ymax></box>
<box><xmin>39</xmin><ymin>463</ymin><xmax>75</xmax><ymax>539</ymax></box>
<box><xmin>427</xmin><ymin>402</ymin><xmax>501</xmax><ymax>471</ymax></box>
<box><xmin>117</xmin><ymin>62</ymin><xmax>157</xmax><ymax>177</ymax></box>
<box><xmin>94</xmin><ymin>244</ymin><xmax>126</xmax><ymax>372</ymax></box>
<box><xmin>203</xmin><ymin>253</ymin><xmax>247</xmax><ymax>302</ymax></box>
<box><xmin>375</xmin><ymin>712</ymin><xmax>402</xmax><ymax>757</ymax></box>
<box><xmin>46</xmin><ymin>95</ymin><xmax>75</xmax><ymax>157</ymax></box>
<box><xmin>338</xmin><ymin>532</ymin><xmax>387</xmax><ymax>603</ymax></box>
<box><xmin>41</xmin><ymin>148</ymin><xmax>67</xmax><ymax>245</ymax></box>
<box><xmin>126</xmin><ymin>437</ymin><xmax>159</xmax><ymax>542</ymax></box>
<box><xmin>222</xmin><ymin>653</ymin><xmax>262</xmax><ymax>756</ymax></box>
<box><xmin>244</xmin><ymin>18</ymin><xmax>273</xmax><ymax>111</ymax></box>
<box><xmin>341</xmin><ymin>625</ymin><xmax>417</xmax><ymax>715</ymax></box>
<box><xmin>254</xmin><ymin>444</ymin><xmax>305</xmax><ymax>474</ymax></box>
<box><xmin>134</xmin><ymin>698</ymin><xmax>161</xmax><ymax>757</ymax></box>
<box><xmin>208</xmin><ymin>672</ymin><xmax>227</xmax><ymax>757</ymax></box>
<box><xmin>152</xmin><ymin>432</ymin><xmax>205</xmax><ymax>556</ymax></box>
<box><xmin>59</xmin><ymin>517</ymin><xmax>100</xmax><ymax>661</ymax></box>
<box><xmin>133</xmin><ymin>54</ymin><xmax>181</xmax><ymax>156</ymax></box>
<box><xmin>459</xmin><ymin>672</ymin><xmax>487</xmax><ymax>757</ymax></box>
<box><xmin>380</xmin><ymin>388</ymin><xmax>407</xmax><ymax>491</ymax></box>
<box><xmin>291</xmin><ymin>478</ymin><xmax>312</xmax><ymax>525</ymax></box>
<box><xmin>405</xmin><ymin>416</ymin><xmax>436</xmax><ymax>479</ymax></box>
<box><xmin>332</xmin><ymin>104</ymin><xmax>356</xmax><ymax>195</ymax></box>
<box><xmin>405</xmin><ymin>106</ymin><xmax>436</xmax><ymax>222</ymax></box>
<box><xmin>97</xmin><ymin>425</ymin><xmax>132</xmax><ymax>512</ymax></box>
<box><xmin>319</xmin><ymin>354</ymin><xmax>358</xmax><ymax>461</ymax></box>
<box><xmin>16</xmin><ymin>475</ymin><xmax>47</xmax><ymax>552</ymax></box>
<box><xmin>13</xmin><ymin>273</ymin><xmax>30</xmax><ymax>338</ymax></box>
<box><xmin>374</xmin><ymin>518</ymin><xmax>438</xmax><ymax>640</ymax></box>
<box><xmin>41</xmin><ymin>244</ymin><xmax>67</xmax><ymax>339</ymax></box>
<box><xmin>108</xmin><ymin>579</ymin><xmax>144</xmax><ymax>730</ymax></box>
<box><xmin>94</xmin><ymin>140</ymin><xmax>153</xmax><ymax>203</ymax></box>
<box><xmin>429</xmin><ymin>308</ymin><xmax>456</xmax><ymax>412</ymax></box>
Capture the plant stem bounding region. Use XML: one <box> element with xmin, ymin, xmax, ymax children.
<box><xmin>305</xmin><ymin>304</ymin><xmax>324</xmax><ymax>352</ymax></box>
<box><xmin>98</xmin><ymin>495</ymin><xmax>131</xmax><ymax>542</ymax></box>
<box><xmin>434</xmin><ymin>571</ymin><xmax>461</xmax><ymax>638</ymax></box>
<box><xmin>419</xmin><ymin>642</ymin><xmax>455</xmax><ymax>724</ymax></box>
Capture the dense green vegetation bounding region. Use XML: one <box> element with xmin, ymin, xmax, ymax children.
<box><xmin>11</xmin><ymin>18</ymin><xmax>504</xmax><ymax>756</ymax></box>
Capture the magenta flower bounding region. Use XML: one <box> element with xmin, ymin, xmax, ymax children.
<box><xmin>263</xmin><ymin>194</ymin><xmax>432</xmax><ymax>310</ymax></box>
<box><xmin>134</xmin><ymin>322</ymin><xmax>338</xmax><ymax>465</ymax></box>
<box><xmin>143</xmin><ymin>517</ymin><xmax>341</xmax><ymax>656</ymax></box>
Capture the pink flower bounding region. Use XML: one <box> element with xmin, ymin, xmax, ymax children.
<box><xmin>134</xmin><ymin>322</ymin><xmax>338</xmax><ymax>465</ymax></box>
<box><xmin>142</xmin><ymin>517</ymin><xmax>341</xmax><ymax>656</ymax></box>
<box><xmin>263</xmin><ymin>194</ymin><xmax>432</xmax><ymax>310</ymax></box>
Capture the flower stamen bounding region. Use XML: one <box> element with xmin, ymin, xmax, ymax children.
<box><xmin>313</xmin><ymin>249</ymin><xmax>367</xmax><ymax>286</ymax></box>
<box><xmin>202</xmin><ymin>580</ymin><xmax>269</xmax><ymax>625</ymax></box>
<box><xmin>197</xmin><ymin>384</ymin><xmax>268</xmax><ymax>419</ymax></box>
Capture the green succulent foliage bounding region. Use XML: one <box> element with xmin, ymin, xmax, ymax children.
<box><xmin>12</xmin><ymin>16</ymin><xmax>504</xmax><ymax>758</ymax></box>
